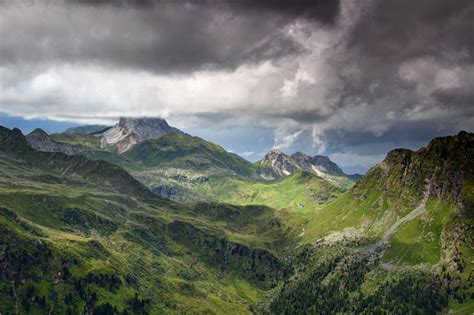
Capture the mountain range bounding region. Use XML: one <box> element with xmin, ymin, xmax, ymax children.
<box><xmin>0</xmin><ymin>118</ymin><xmax>472</xmax><ymax>314</ymax></box>
<box><xmin>24</xmin><ymin>117</ymin><xmax>357</xmax><ymax>202</ymax></box>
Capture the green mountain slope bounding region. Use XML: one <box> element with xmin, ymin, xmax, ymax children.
<box><xmin>50</xmin><ymin>132</ymin><xmax>103</xmax><ymax>150</ymax></box>
<box><xmin>2</xmin><ymin>124</ymin><xmax>472</xmax><ymax>313</ymax></box>
<box><xmin>124</xmin><ymin>133</ymin><xmax>255</xmax><ymax>176</ymax></box>
<box><xmin>63</xmin><ymin>124</ymin><xmax>111</xmax><ymax>135</ymax></box>
<box><xmin>32</xmin><ymin>126</ymin><xmax>261</xmax><ymax>201</ymax></box>
<box><xmin>0</xmin><ymin>127</ymin><xmax>293</xmax><ymax>314</ymax></box>
<box><xmin>30</xmin><ymin>121</ymin><xmax>354</xmax><ymax>204</ymax></box>
<box><xmin>270</xmin><ymin>131</ymin><xmax>474</xmax><ymax>314</ymax></box>
<box><xmin>197</xmin><ymin>170</ymin><xmax>346</xmax><ymax>213</ymax></box>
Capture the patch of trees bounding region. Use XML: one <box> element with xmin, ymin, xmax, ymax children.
<box><xmin>270</xmin><ymin>253</ymin><xmax>449</xmax><ymax>314</ymax></box>
<box><xmin>167</xmin><ymin>220</ymin><xmax>289</xmax><ymax>288</ymax></box>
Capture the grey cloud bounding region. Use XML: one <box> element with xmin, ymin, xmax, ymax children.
<box><xmin>431</xmin><ymin>87</ymin><xmax>474</xmax><ymax>108</ymax></box>
<box><xmin>348</xmin><ymin>0</ymin><xmax>474</xmax><ymax>63</ymax></box>
<box><xmin>304</xmin><ymin>0</ymin><xmax>474</xmax><ymax>154</ymax></box>
<box><xmin>1</xmin><ymin>0</ymin><xmax>473</xmax><ymax>171</ymax></box>
<box><xmin>0</xmin><ymin>0</ymin><xmax>339</xmax><ymax>74</ymax></box>
<box><xmin>72</xmin><ymin>0</ymin><xmax>340</xmax><ymax>24</ymax></box>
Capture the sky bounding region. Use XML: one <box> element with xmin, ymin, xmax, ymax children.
<box><xmin>1</xmin><ymin>0</ymin><xmax>473</xmax><ymax>174</ymax></box>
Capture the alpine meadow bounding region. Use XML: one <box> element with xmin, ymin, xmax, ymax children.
<box><xmin>0</xmin><ymin>0</ymin><xmax>473</xmax><ymax>314</ymax></box>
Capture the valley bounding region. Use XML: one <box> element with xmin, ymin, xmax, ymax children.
<box><xmin>0</xmin><ymin>119</ymin><xmax>472</xmax><ymax>314</ymax></box>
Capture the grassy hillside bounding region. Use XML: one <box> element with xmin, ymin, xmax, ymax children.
<box><xmin>197</xmin><ymin>170</ymin><xmax>347</xmax><ymax>213</ymax></box>
<box><xmin>0</xmin><ymin>127</ymin><xmax>294</xmax><ymax>314</ymax></box>
<box><xmin>50</xmin><ymin>133</ymin><xmax>102</xmax><ymax>150</ymax></box>
<box><xmin>43</xmin><ymin>128</ymin><xmax>354</xmax><ymax>206</ymax></box>
<box><xmin>270</xmin><ymin>132</ymin><xmax>474</xmax><ymax>314</ymax></box>
<box><xmin>124</xmin><ymin>133</ymin><xmax>256</xmax><ymax>176</ymax></box>
<box><xmin>1</xmin><ymin>126</ymin><xmax>472</xmax><ymax>314</ymax></box>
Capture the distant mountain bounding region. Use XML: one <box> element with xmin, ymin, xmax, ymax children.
<box><xmin>124</xmin><ymin>132</ymin><xmax>255</xmax><ymax>176</ymax></box>
<box><xmin>26</xmin><ymin>128</ymin><xmax>85</xmax><ymax>155</ymax></box>
<box><xmin>32</xmin><ymin>118</ymin><xmax>260</xmax><ymax>200</ymax></box>
<box><xmin>63</xmin><ymin>124</ymin><xmax>110</xmax><ymax>135</ymax></box>
<box><xmin>0</xmin><ymin>126</ymin><xmax>31</xmax><ymax>154</ymax></box>
<box><xmin>18</xmin><ymin>118</ymin><xmax>355</xmax><ymax>202</ymax></box>
<box><xmin>257</xmin><ymin>149</ymin><xmax>356</xmax><ymax>187</ymax></box>
<box><xmin>31</xmin><ymin>117</ymin><xmax>183</xmax><ymax>155</ymax></box>
<box><xmin>1</xmin><ymin>126</ymin><xmax>152</xmax><ymax>198</ymax></box>
<box><xmin>102</xmin><ymin>117</ymin><xmax>183</xmax><ymax>153</ymax></box>
<box><xmin>291</xmin><ymin>151</ymin><xmax>346</xmax><ymax>176</ymax></box>
<box><xmin>339</xmin><ymin>164</ymin><xmax>367</xmax><ymax>176</ymax></box>
<box><xmin>259</xmin><ymin>149</ymin><xmax>300</xmax><ymax>176</ymax></box>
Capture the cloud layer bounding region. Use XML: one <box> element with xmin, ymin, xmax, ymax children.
<box><xmin>1</xmin><ymin>0</ymin><xmax>473</xmax><ymax>171</ymax></box>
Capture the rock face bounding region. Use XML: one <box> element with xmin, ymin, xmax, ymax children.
<box><xmin>360</xmin><ymin>130</ymin><xmax>474</xmax><ymax>205</ymax></box>
<box><xmin>291</xmin><ymin>152</ymin><xmax>346</xmax><ymax>177</ymax></box>
<box><xmin>260</xmin><ymin>149</ymin><xmax>300</xmax><ymax>176</ymax></box>
<box><xmin>101</xmin><ymin>117</ymin><xmax>182</xmax><ymax>153</ymax></box>
<box><xmin>260</xmin><ymin>149</ymin><xmax>349</xmax><ymax>178</ymax></box>
<box><xmin>26</xmin><ymin>129</ymin><xmax>84</xmax><ymax>155</ymax></box>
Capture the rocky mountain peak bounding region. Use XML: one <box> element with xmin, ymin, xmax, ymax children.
<box><xmin>263</xmin><ymin>149</ymin><xmax>285</xmax><ymax>157</ymax></box>
<box><xmin>261</xmin><ymin>149</ymin><xmax>300</xmax><ymax>176</ymax></box>
<box><xmin>0</xmin><ymin>126</ymin><xmax>30</xmax><ymax>153</ymax></box>
<box><xmin>29</xmin><ymin>128</ymin><xmax>49</xmax><ymax>137</ymax></box>
<box><xmin>291</xmin><ymin>151</ymin><xmax>310</xmax><ymax>159</ymax></box>
<box><xmin>290</xmin><ymin>152</ymin><xmax>346</xmax><ymax>177</ymax></box>
<box><xmin>362</xmin><ymin>131</ymin><xmax>474</xmax><ymax>205</ymax></box>
<box><xmin>102</xmin><ymin>117</ymin><xmax>182</xmax><ymax>153</ymax></box>
<box><xmin>259</xmin><ymin>148</ymin><xmax>352</xmax><ymax>181</ymax></box>
<box><xmin>310</xmin><ymin>155</ymin><xmax>345</xmax><ymax>176</ymax></box>
<box><xmin>25</xmin><ymin>128</ymin><xmax>84</xmax><ymax>155</ymax></box>
<box><xmin>291</xmin><ymin>152</ymin><xmax>312</xmax><ymax>167</ymax></box>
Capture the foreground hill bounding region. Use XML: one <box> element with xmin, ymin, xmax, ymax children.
<box><xmin>271</xmin><ymin>131</ymin><xmax>474</xmax><ymax>314</ymax></box>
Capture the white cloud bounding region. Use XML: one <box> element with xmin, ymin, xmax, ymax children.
<box><xmin>239</xmin><ymin>151</ymin><xmax>255</xmax><ymax>157</ymax></box>
<box><xmin>1</xmin><ymin>0</ymin><xmax>473</xmax><ymax>172</ymax></box>
<box><xmin>273</xmin><ymin>129</ymin><xmax>303</xmax><ymax>150</ymax></box>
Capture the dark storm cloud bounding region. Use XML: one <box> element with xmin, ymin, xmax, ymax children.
<box><xmin>341</xmin><ymin>0</ymin><xmax>474</xmax><ymax>89</ymax></box>
<box><xmin>431</xmin><ymin>87</ymin><xmax>474</xmax><ymax>109</ymax></box>
<box><xmin>349</xmin><ymin>0</ymin><xmax>474</xmax><ymax>62</ymax></box>
<box><xmin>0</xmin><ymin>0</ymin><xmax>339</xmax><ymax>73</ymax></box>
<box><xmin>322</xmin><ymin>121</ymin><xmax>458</xmax><ymax>156</ymax></box>
<box><xmin>72</xmin><ymin>0</ymin><xmax>340</xmax><ymax>23</ymax></box>
<box><xmin>1</xmin><ymin>0</ymin><xmax>473</xmax><ymax>171</ymax></box>
<box><xmin>306</xmin><ymin>0</ymin><xmax>474</xmax><ymax>162</ymax></box>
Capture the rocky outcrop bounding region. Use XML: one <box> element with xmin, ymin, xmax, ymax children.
<box><xmin>356</xmin><ymin>131</ymin><xmax>474</xmax><ymax>206</ymax></box>
<box><xmin>291</xmin><ymin>152</ymin><xmax>346</xmax><ymax>177</ymax></box>
<box><xmin>259</xmin><ymin>149</ymin><xmax>352</xmax><ymax>179</ymax></box>
<box><xmin>260</xmin><ymin>149</ymin><xmax>300</xmax><ymax>176</ymax></box>
<box><xmin>101</xmin><ymin>117</ymin><xmax>183</xmax><ymax>153</ymax></box>
<box><xmin>25</xmin><ymin>129</ymin><xmax>84</xmax><ymax>155</ymax></box>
